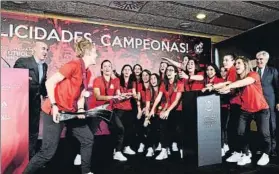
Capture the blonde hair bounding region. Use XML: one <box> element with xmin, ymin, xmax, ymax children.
<box><xmin>75</xmin><ymin>37</ymin><xmax>94</xmax><ymax>58</ymax></box>
<box><xmin>235</xmin><ymin>56</ymin><xmax>253</xmax><ymax>79</ymax></box>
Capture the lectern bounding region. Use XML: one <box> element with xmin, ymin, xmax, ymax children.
<box><xmin>183</xmin><ymin>91</ymin><xmax>221</xmax><ymax>167</ymax></box>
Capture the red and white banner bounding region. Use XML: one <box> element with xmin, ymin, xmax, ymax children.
<box><xmin>1</xmin><ymin>68</ymin><xmax>29</xmax><ymax>174</ymax></box>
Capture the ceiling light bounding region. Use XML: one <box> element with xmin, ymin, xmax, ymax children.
<box><xmin>179</xmin><ymin>22</ymin><xmax>191</xmax><ymax>28</ymax></box>
<box><xmin>196</xmin><ymin>13</ymin><xmax>206</xmax><ymax>20</ymax></box>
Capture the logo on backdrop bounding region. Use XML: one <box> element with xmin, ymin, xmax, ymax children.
<box><xmin>194</xmin><ymin>42</ymin><xmax>204</xmax><ymax>54</ymax></box>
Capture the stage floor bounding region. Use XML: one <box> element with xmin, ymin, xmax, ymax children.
<box><xmin>36</xmin><ymin>135</ymin><xmax>279</xmax><ymax>174</ymax></box>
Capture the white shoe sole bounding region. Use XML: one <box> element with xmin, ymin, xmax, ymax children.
<box><xmin>113</xmin><ymin>157</ymin><xmax>127</xmax><ymax>161</ymax></box>
<box><xmin>257</xmin><ymin>160</ymin><xmax>269</xmax><ymax>166</ymax></box>
<box><xmin>237</xmin><ymin>159</ymin><xmax>251</xmax><ymax>166</ymax></box>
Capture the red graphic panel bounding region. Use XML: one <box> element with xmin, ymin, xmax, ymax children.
<box><xmin>1</xmin><ymin>68</ymin><xmax>29</xmax><ymax>174</ymax></box>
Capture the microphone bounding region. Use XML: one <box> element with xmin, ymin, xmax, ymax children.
<box><xmin>1</xmin><ymin>57</ymin><xmax>11</xmax><ymax>68</ymax></box>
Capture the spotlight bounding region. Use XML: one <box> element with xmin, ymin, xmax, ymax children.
<box><xmin>196</xmin><ymin>13</ymin><xmax>206</xmax><ymax>20</ymax></box>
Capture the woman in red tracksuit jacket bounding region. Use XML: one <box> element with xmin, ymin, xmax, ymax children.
<box><xmin>149</xmin><ymin>65</ymin><xmax>184</xmax><ymax>160</ymax></box>
<box><xmin>219</xmin><ymin>56</ymin><xmax>271</xmax><ymax>166</ymax></box>
<box><xmin>143</xmin><ymin>73</ymin><xmax>162</xmax><ymax>157</ymax></box>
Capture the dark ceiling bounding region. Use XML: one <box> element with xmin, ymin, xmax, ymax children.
<box><xmin>2</xmin><ymin>1</ymin><xmax>279</xmax><ymax>43</ymax></box>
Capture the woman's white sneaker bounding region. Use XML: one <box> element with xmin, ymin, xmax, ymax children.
<box><xmin>155</xmin><ymin>143</ymin><xmax>162</xmax><ymax>151</ymax></box>
<box><xmin>226</xmin><ymin>152</ymin><xmax>242</xmax><ymax>162</ymax></box>
<box><xmin>74</xmin><ymin>154</ymin><xmax>81</xmax><ymax>165</ymax></box>
<box><xmin>257</xmin><ymin>153</ymin><xmax>269</xmax><ymax>166</ymax></box>
<box><xmin>237</xmin><ymin>154</ymin><xmax>251</xmax><ymax>166</ymax></box>
<box><xmin>172</xmin><ymin>142</ymin><xmax>179</xmax><ymax>151</ymax></box>
<box><xmin>221</xmin><ymin>149</ymin><xmax>225</xmax><ymax>157</ymax></box>
<box><xmin>113</xmin><ymin>151</ymin><xmax>127</xmax><ymax>161</ymax></box>
<box><xmin>146</xmin><ymin>147</ymin><xmax>154</xmax><ymax>157</ymax></box>
<box><xmin>138</xmin><ymin>143</ymin><xmax>145</xmax><ymax>153</ymax></box>
<box><xmin>124</xmin><ymin>146</ymin><xmax>136</xmax><ymax>155</ymax></box>
<box><xmin>223</xmin><ymin>144</ymin><xmax>229</xmax><ymax>153</ymax></box>
<box><xmin>156</xmin><ymin>148</ymin><xmax>168</xmax><ymax>160</ymax></box>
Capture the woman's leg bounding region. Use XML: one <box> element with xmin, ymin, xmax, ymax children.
<box><xmin>23</xmin><ymin>112</ymin><xmax>63</xmax><ymax>174</ymax></box>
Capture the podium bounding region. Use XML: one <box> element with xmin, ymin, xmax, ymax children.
<box><xmin>183</xmin><ymin>91</ymin><xmax>221</xmax><ymax>167</ymax></box>
<box><xmin>1</xmin><ymin>68</ymin><xmax>29</xmax><ymax>174</ymax></box>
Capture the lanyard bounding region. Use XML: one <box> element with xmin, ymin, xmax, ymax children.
<box><xmin>186</xmin><ymin>79</ymin><xmax>194</xmax><ymax>91</ymax></box>
<box><xmin>102</xmin><ymin>76</ymin><xmax>112</xmax><ymax>96</ymax></box>
<box><xmin>167</xmin><ymin>83</ymin><xmax>175</xmax><ymax>104</ymax></box>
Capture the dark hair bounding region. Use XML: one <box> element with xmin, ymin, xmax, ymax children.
<box><xmin>205</xmin><ymin>63</ymin><xmax>222</xmax><ymax>83</ymax></box>
<box><xmin>100</xmin><ymin>59</ymin><xmax>112</xmax><ymax>75</ymax></box>
<box><xmin>186</xmin><ymin>57</ymin><xmax>201</xmax><ymax>75</ymax></box>
<box><xmin>159</xmin><ymin>61</ymin><xmax>168</xmax><ymax>79</ymax></box>
<box><xmin>120</xmin><ymin>64</ymin><xmax>134</xmax><ymax>89</ymax></box>
<box><xmin>141</xmin><ymin>69</ymin><xmax>151</xmax><ymax>91</ymax></box>
<box><xmin>113</xmin><ymin>69</ymin><xmax>120</xmax><ymax>78</ymax></box>
<box><xmin>133</xmin><ymin>64</ymin><xmax>142</xmax><ymax>77</ymax></box>
<box><xmin>133</xmin><ymin>64</ymin><xmax>143</xmax><ymax>72</ymax></box>
<box><xmin>164</xmin><ymin>65</ymin><xmax>179</xmax><ymax>91</ymax></box>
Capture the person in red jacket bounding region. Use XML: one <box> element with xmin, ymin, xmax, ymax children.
<box><xmin>23</xmin><ymin>38</ymin><xmax>97</xmax><ymax>174</ymax></box>
<box><xmin>133</xmin><ymin>64</ymin><xmax>143</xmax><ymax>92</ymax></box>
<box><xmin>149</xmin><ymin>65</ymin><xmax>184</xmax><ymax>160</ymax></box>
<box><xmin>136</xmin><ymin>69</ymin><xmax>151</xmax><ymax>153</ymax></box>
<box><xmin>144</xmin><ymin>73</ymin><xmax>162</xmax><ymax>157</ymax></box>
<box><xmin>219</xmin><ymin>56</ymin><xmax>271</xmax><ymax>166</ymax></box>
<box><xmin>89</xmin><ymin>60</ymin><xmax>121</xmax><ymax>134</ymax></box>
<box><xmin>113</xmin><ymin>64</ymin><xmax>139</xmax><ymax>158</ymax></box>
<box><xmin>180</xmin><ymin>57</ymin><xmax>204</xmax><ymax>91</ymax></box>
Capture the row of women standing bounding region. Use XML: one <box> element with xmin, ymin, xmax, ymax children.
<box><xmin>87</xmin><ymin>53</ymin><xmax>272</xmax><ymax>166</ymax></box>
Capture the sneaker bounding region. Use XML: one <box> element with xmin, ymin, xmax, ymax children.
<box><xmin>257</xmin><ymin>153</ymin><xmax>269</xmax><ymax>166</ymax></box>
<box><xmin>146</xmin><ymin>147</ymin><xmax>154</xmax><ymax>157</ymax></box>
<box><xmin>172</xmin><ymin>142</ymin><xmax>179</xmax><ymax>152</ymax></box>
<box><xmin>223</xmin><ymin>144</ymin><xmax>229</xmax><ymax>153</ymax></box>
<box><xmin>113</xmin><ymin>151</ymin><xmax>127</xmax><ymax>161</ymax></box>
<box><xmin>138</xmin><ymin>143</ymin><xmax>145</xmax><ymax>153</ymax></box>
<box><xmin>237</xmin><ymin>154</ymin><xmax>251</xmax><ymax>166</ymax></box>
<box><xmin>155</xmin><ymin>148</ymin><xmax>168</xmax><ymax>160</ymax></box>
<box><xmin>86</xmin><ymin>172</ymin><xmax>94</xmax><ymax>174</ymax></box>
<box><xmin>226</xmin><ymin>152</ymin><xmax>242</xmax><ymax>163</ymax></box>
<box><xmin>167</xmin><ymin>148</ymin><xmax>171</xmax><ymax>155</ymax></box>
<box><xmin>221</xmin><ymin>148</ymin><xmax>225</xmax><ymax>157</ymax></box>
<box><xmin>74</xmin><ymin>154</ymin><xmax>81</xmax><ymax>165</ymax></box>
<box><xmin>248</xmin><ymin>150</ymin><xmax>252</xmax><ymax>158</ymax></box>
<box><xmin>155</xmin><ymin>143</ymin><xmax>162</xmax><ymax>151</ymax></box>
<box><xmin>124</xmin><ymin>146</ymin><xmax>136</xmax><ymax>155</ymax></box>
